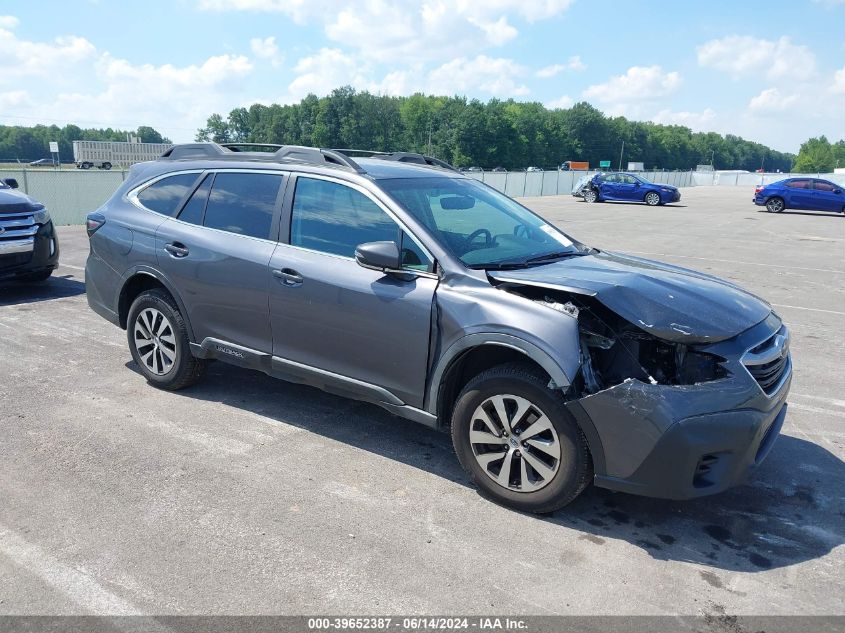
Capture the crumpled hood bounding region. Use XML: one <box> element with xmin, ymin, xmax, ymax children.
<box><xmin>490</xmin><ymin>251</ymin><xmax>772</xmax><ymax>343</ymax></box>
<box><xmin>0</xmin><ymin>187</ymin><xmax>43</xmax><ymax>214</ymax></box>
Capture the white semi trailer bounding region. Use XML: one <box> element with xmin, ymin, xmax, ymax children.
<box><xmin>72</xmin><ymin>140</ymin><xmax>172</xmax><ymax>170</ymax></box>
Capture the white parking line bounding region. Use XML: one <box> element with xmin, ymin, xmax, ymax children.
<box><xmin>0</xmin><ymin>523</ymin><xmax>139</xmax><ymax>614</ymax></box>
<box><xmin>791</xmin><ymin>394</ymin><xmax>845</xmax><ymax>409</ymax></box>
<box><xmin>623</xmin><ymin>251</ymin><xmax>845</xmax><ymax>275</ymax></box>
<box><xmin>771</xmin><ymin>303</ymin><xmax>845</xmax><ymax>316</ymax></box>
<box><xmin>59</xmin><ymin>263</ymin><xmax>85</xmax><ymax>271</ymax></box>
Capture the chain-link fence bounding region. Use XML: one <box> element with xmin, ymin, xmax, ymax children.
<box><xmin>1</xmin><ymin>168</ymin><xmax>128</xmax><ymax>225</ymax></box>
<box><xmin>1</xmin><ymin>167</ymin><xmax>697</xmax><ymax>226</ymax></box>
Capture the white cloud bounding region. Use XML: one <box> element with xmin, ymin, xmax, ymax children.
<box><xmin>0</xmin><ymin>15</ymin><xmax>19</xmax><ymax>29</ymax></box>
<box><xmin>833</xmin><ymin>67</ymin><xmax>845</xmax><ymax>93</ymax></box>
<box><xmin>250</xmin><ymin>36</ymin><xmax>283</xmax><ymax>66</ymax></box>
<box><xmin>0</xmin><ymin>27</ymin><xmax>95</xmax><ymax>81</ymax></box>
<box><xmin>287</xmin><ymin>48</ymin><xmax>372</xmax><ymax>100</ymax></box>
<box><xmin>748</xmin><ymin>88</ymin><xmax>799</xmax><ymax>112</ymax></box>
<box><xmin>426</xmin><ymin>55</ymin><xmax>529</xmax><ymax>97</ymax></box>
<box><xmin>200</xmin><ymin>0</ymin><xmax>573</xmax><ymax>62</ymax></box>
<box><xmin>546</xmin><ymin>95</ymin><xmax>574</xmax><ymax>109</ymax></box>
<box><xmin>0</xmin><ymin>90</ymin><xmax>27</xmax><ymax>109</ymax></box>
<box><xmin>582</xmin><ymin>65</ymin><xmax>681</xmax><ymax>103</ymax></box>
<box><xmin>536</xmin><ymin>56</ymin><xmax>585</xmax><ymax>78</ymax></box>
<box><xmin>697</xmin><ymin>35</ymin><xmax>816</xmax><ymax>80</ymax></box>
<box><xmin>651</xmin><ymin>108</ymin><xmax>717</xmax><ymax>129</ymax></box>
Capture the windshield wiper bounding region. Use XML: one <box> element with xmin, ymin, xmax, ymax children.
<box><xmin>469</xmin><ymin>250</ymin><xmax>590</xmax><ymax>270</ymax></box>
<box><xmin>523</xmin><ymin>251</ymin><xmax>588</xmax><ymax>265</ymax></box>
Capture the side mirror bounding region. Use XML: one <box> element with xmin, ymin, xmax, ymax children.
<box><xmin>835</xmin><ymin>189</ymin><xmax>843</xmax><ymax>195</ymax></box>
<box><xmin>3</xmin><ymin>178</ymin><xmax>19</xmax><ymax>189</ymax></box>
<box><xmin>355</xmin><ymin>241</ymin><xmax>402</xmax><ymax>273</ymax></box>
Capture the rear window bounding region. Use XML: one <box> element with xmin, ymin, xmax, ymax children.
<box><xmin>137</xmin><ymin>173</ymin><xmax>200</xmax><ymax>215</ymax></box>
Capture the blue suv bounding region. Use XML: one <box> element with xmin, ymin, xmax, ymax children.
<box><xmin>754</xmin><ymin>178</ymin><xmax>845</xmax><ymax>214</ymax></box>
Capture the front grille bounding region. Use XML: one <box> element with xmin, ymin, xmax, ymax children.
<box><xmin>742</xmin><ymin>326</ymin><xmax>790</xmax><ymax>395</ymax></box>
<box><xmin>0</xmin><ymin>212</ymin><xmax>37</xmax><ymax>242</ymax></box>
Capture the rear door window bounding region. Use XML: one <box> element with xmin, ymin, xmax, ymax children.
<box><xmin>786</xmin><ymin>179</ymin><xmax>811</xmax><ymax>189</ymax></box>
<box><xmin>137</xmin><ymin>173</ymin><xmax>200</xmax><ymax>215</ymax></box>
<box><xmin>203</xmin><ymin>172</ymin><xmax>283</xmax><ymax>239</ymax></box>
<box><xmin>177</xmin><ymin>174</ymin><xmax>212</xmax><ymax>225</ymax></box>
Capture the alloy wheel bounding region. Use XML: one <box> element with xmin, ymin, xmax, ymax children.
<box><xmin>645</xmin><ymin>192</ymin><xmax>660</xmax><ymax>206</ymax></box>
<box><xmin>767</xmin><ymin>198</ymin><xmax>784</xmax><ymax>213</ymax></box>
<box><xmin>583</xmin><ymin>189</ymin><xmax>597</xmax><ymax>203</ymax></box>
<box><xmin>469</xmin><ymin>394</ymin><xmax>561</xmax><ymax>492</ymax></box>
<box><xmin>133</xmin><ymin>307</ymin><xmax>178</xmax><ymax>376</ymax></box>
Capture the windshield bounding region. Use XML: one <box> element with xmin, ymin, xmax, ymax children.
<box><xmin>380</xmin><ymin>177</ymin><xmax>589</xmax><ymax>269</ymax></box>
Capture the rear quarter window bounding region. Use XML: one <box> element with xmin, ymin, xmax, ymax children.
<box><xmin>136</xmin><ymin>173</ymin><xmax>200</xmax><ymax>215</ymax></box>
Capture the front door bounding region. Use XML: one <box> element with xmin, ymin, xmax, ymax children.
<box><xmin>269</xmin><ymin>175</ymin><xmax>437</xmax><ymax>408</ymax></box>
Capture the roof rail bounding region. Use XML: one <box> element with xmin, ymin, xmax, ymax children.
<box><xmin>158</xmin><ymin>142</ymin><xmax>364</xmax><ymax>173</ymax></box>
<box><xmin>221</xmin><ymin>142</ymin><xmax>284</xmax><ymax>152</ymax></box>
<box><xmin>333</xmin><ymin>149</ymin><xmax>458</xmax><ymax>172</ymax></box>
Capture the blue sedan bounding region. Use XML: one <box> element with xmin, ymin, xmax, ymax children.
<box><xmin>754</xmin><ymin>178</ymin><xmax>845</xmax><ymax>214</ymax></box>
<box><xmin>574</xmin><ymin>172</ymin><xmax>681</xmax><ymax>206</ymax></box>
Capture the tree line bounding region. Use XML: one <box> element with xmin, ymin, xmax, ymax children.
<box><xmin>0</xmin><ymin>124</ymin><xmax>171</xmax><ymax>162</ymax></box>
<box><xmin>792</xmin><ymin>136</ymin><xmax>845</xmax><ymax>173</ymax></box>
<box><xmin>196</xmin><ymin>86</ymin><xmax>797</xmax><ymax>172</ymax></box>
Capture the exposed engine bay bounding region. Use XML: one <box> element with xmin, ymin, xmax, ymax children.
<box><xmin>503</xmin><ymin>285</ymin><xmax>728</xmax><ymax>396</ymax></box>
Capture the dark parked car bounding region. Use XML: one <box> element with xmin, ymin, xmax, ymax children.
<box><xmin>0</xmin><ymin>178</ymin><xmax>59</xmax><ymax>282</ymax></box>
<box><xmin>85</xmin><ymin>142</ymin><xmax>790</xmax><ymax>513</ymax></box>
<box><xmin>574</xmin><ymin>172</ymin><xmax>681</xmax><ymax>206</ymax></box>
<box><xmin>754</xmin><ymin>178</ymin><xmax>845</xmax><ymax>214</ymax></box>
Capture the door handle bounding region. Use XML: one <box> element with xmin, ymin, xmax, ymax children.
<box><xmin>164</xmin><ymin>242</ymin><xmax>189</xmax><ymax>258</ymax></box>
<box><xmin>272</xmin><ymin>268</ymin><xmax>303</xmax><ymax>287</ymax></box>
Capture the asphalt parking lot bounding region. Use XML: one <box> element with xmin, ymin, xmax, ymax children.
<box><xmin>0</xmin><ymin>186</ymin><xmax>843</xmax><ymax>617</ymax></box>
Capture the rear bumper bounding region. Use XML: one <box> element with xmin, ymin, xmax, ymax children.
<box><xmin>0</xmin><ymin>221</ymin><xmax>59</xmax><ymax>280</ymax></box>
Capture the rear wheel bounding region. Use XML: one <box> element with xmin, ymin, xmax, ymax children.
<box><xmin>127</xmin><ymin>288</ymin><xmax>206</xmax><ymax>390</ymax></box>
<box><xmin>102</xmin><ymin>162</ymin><xmax>112</xmax><ymax>170</ymax></box>
<box><xmin>582</xmin><ymin>188</ymin><xmax>598</xmax><ymax>203</ymax></box>
<box><xmin>644</xmin><ymin>191</ymin><xmax>661</xmax><ymax>206</ymax></box>
<box><xmin>451</xmin><ymin>363</ymin><xmax>592</xmax><ymax>513</ymax></box>
<box><xmin>766</xmin><ymin>197</ymin><xmax>785</xmax><ymax>213</ymax></box>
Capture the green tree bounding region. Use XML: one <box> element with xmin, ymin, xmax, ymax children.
<box><xmin>793</xmin><ymin>136</ymin><xmax>835</xmax><ymax>173</ymax></box>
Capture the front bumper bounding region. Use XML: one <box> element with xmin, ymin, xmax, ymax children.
<box><xmin>0</xmin><ymin>221</ymin><xmax>60</xmax><ymax>280</ymax></box>
<box><xmin>566</xmin><ymin>314</ymin><xmax>792</xmax><ymax>500</ymax></box>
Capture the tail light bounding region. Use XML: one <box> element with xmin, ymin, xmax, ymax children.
<box><xmin>86</xmin><ymin>212</ymin><xmax>105</xmax><ymax>237</ymax></box>
<box><xmin>754</xmin><ymin>185</ymin><xmax>764</xmax><ymax>195</ymax></box>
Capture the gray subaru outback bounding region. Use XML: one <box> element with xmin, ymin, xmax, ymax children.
<box><xmin>85</xmin><ymin>143</ymin><xmax>791</xmax><ymax>513</ymax></box>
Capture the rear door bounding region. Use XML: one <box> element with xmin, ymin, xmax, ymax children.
<box><xmin>597</xmin><ymin>174</ymin><xmax>618</xmax><ymax>199</ymax></box>
<box><xmin>154</xmin><ymin>170</ymin><xmax>286</xmax><ymax>353</ymax></box>
<box><xmin>783</xmin><ymin>179</ymin><xmax>814</xmax><ymax>209</ymax></box>
<box><xmin>811</xmin><ymin>179</ymin><xmax>844</xmax><ymax>212</ymax></box>
<box><xmin>268</xmin><ymin>174</ymin><xmax>437</xmax><ymax>408</ymax></box>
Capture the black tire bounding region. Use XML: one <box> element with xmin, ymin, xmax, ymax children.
<box><xmin>766</xmin><ymin>197</ymin><xmax>785</xmax><ymax>213</ymax></box>
<box><xmin>18</xmin><ymin>269</ymin><xmax>53</xmax><ymax>282</ymax></box>
<box><xmin>102</xmin><ymin>162</ymin><xmax>112</xmax><ymax>170</ymax></box>
<box><xmin>451</xmin><ymin>362</ymin><xmax>592</xmax><ymax>513</ymax></box>
<box><xmin>644</xmin><ymin>191</ymin><xmax>661</xmax><ymax>206</ymax></box>
<box><xmin>126</xmin><ymin>288</ymin><xmax>206</xmax><ymax>390</ymax></box>
<box><xmin>81</xmin><ymin>162</ymin><xmax>91</xmax><ymax>170</ymax></box>
<box><xmin>582</xmin><ymin>188</ymin><xmax>598</xmax><ymax>203</ymax></box>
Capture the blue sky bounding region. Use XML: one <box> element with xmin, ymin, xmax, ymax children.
<box><xmin>1</xmin><ymin>0</ymin><xmax>844</xmax><ymax>151</ymax></box>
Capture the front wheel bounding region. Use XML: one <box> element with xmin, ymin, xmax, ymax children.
<box><xmin>766</xmin><ymin>197</ymin><xmax>785</xmax><ymax>213</ymax></box>
<box><xmin>127</xmin><ymin>288</ymin><xmax>207</xmax><ymax>390</ymax></box>
<box><xmin>582</xmin><ymin>188</ymin><xmax>598</xmax><ymax>203</ymax></box>
<box><xmin>644</xmin><ymin>191</ymin><xmax>661</xmax><ymax>206</ymax></box>
<box><xmin>451</xmin><ymin>363</ymin><xmax>592</xmax><ymax>513</ymax></box>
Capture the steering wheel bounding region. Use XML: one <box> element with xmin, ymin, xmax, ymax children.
<box><xmin>466</xmin><ymin>228</ymin><xmax>493</xmax><ymax>248</ymax></box>
<box><xmin>513</xmin><ymin>224</ymin><xmax>532</xmax><ymax>239</ymax></box>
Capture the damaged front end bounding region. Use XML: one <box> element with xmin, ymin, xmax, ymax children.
<box><xmin>512</xmin><ymin>287</ymin><xmax>729</xmax><ymax>397</ymax></box>
<box><xmin>497</xmin><ymin>282</ymin><xmax>791</xmax><ymax>500</ymax></box>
